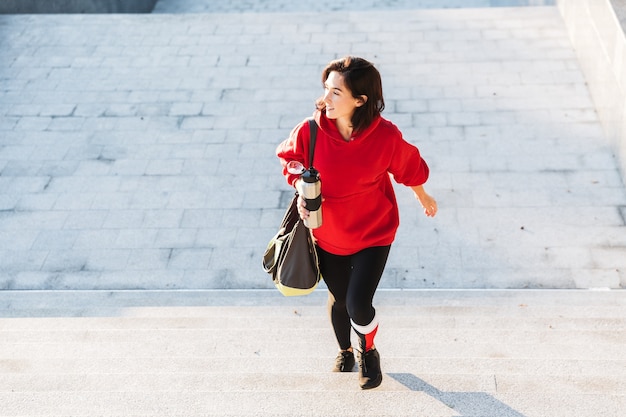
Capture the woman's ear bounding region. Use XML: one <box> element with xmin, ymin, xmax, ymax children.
<box><xmin>355</xmin><ymin>95</ymin><xmax>368</xmax><ymax>107</ymax></box>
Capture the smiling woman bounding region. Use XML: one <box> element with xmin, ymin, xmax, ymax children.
<box><xmin>0</xmin><ymin>0</ymin><xmax>158</xmax><ymax>13</ymax></box>
<box><xmin>316</xmin><ymin>57</ymin><xmax>385</xmax><ymax>139</ymax></box>
<box><xmin>276</xmin><ymin>56</ymin><xmax>438</xmax><ymax>391</ymax></box>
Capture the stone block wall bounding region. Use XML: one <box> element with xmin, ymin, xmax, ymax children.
<box><xmin>557</xmin><ymin>0</ymin><xmax>626</xmax><ymax>185</ymax></box>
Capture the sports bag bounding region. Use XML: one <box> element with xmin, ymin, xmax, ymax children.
<box><xmin>262</xmin><ymin>119</ymin><xmax>321</xmax><ymax>296</ymax></box>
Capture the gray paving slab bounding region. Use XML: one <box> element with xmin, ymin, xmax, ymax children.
<box><xmin>0</xmin><ymin>289</ymin><xmax>625</xmax><ymax>416</ymax></box>
<box><xmin>0</xmin><ymin>5</ymin><xmax>625</xmax><ymax>290</ymax></box>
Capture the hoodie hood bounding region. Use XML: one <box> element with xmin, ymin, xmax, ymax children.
<box><xmin>314</xmin><ymin>110</ymin><xmax>382</xmax><ymax>143</ymax></box>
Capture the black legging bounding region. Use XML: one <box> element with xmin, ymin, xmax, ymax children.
<box><xmin>317</xmin><ymin>245</ymin><xmax>391</xmax><ymax>350</ymax></box>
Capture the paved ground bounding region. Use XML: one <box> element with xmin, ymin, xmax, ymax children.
<box><xmin>0</xmin><ymin>3</ymin><xmax>625</xmax><ymax>291</ymax></box>
<box><xmin>0</xmin><ymin>288</ymin><xmax>625</xmax><ymax>416</ymax></box>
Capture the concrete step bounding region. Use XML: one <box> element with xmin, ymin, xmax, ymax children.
<box><xmin>0</xmin><ymin>289</ymin><xmax>625</xmax><ymax>416</ymax></box>
<box><xmin>2</xmin><ymin>317</ymin><xmax>626</xmax><ymax>350</ymax></box>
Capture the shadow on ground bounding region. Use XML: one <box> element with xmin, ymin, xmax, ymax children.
<box><xmin>389</xmin><ymin>373</ymin><xmax>526</xmax><ymax>417</ymax></box>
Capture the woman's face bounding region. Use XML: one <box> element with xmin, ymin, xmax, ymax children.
<box><xmin>323</xmin><ymin>71</ymin><xmax>363</xmax><ymax>122</ymax></box>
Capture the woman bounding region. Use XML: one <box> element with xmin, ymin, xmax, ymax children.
<box><xmin>276</xmin><ymin>56</ymin><xmax>437</xmax><ymax>390</ymax></box>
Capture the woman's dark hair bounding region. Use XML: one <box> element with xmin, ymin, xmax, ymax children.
<box><xmin>316</xmin><ymin>56</ymin><xmax>385</xmax><ymax>133</ymax></box>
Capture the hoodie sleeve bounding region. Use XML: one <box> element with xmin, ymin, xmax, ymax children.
<box><xmin>276</xmin><ymin>119</ymin><xmax>310</xmax><ymax>187</ymax></box>
<box><xmin>388</xmin><ymin>132</ymin><xmax>430</xmax><ymax>187</ymax></box>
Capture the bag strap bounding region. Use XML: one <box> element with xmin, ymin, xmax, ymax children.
<box><xmin>308</xmin><ymin>118</ymin><xmax>318</xmax><ymax>168</ymax></box>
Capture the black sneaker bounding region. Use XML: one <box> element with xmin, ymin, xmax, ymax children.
<box><xmin>332</xmin><ymin>350</ymin><xmax>356</xmax><ymax>372</ymax></box>
<box><xmin>358</xmin><ymin>348</ymin><xmax>382</xmax><ymax>389</ymax></box>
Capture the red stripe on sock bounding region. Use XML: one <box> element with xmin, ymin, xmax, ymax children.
<box><xmin>365</xmin><ymin>325</ymin><xmax>378</xmax><ymax>351</ymax></box>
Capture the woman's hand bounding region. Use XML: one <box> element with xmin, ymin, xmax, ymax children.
<box><xmin>295</xmin><ymin>179</ymin><xmax>310</xmax><ymax>221</ymax></box>
<box><xmin>411</xmin><ymin>185</ymin><xmax>438</xmax><ymax>217</ymax></box>
<box><xmin>296</xmin><ymin>193</ymin><xmax>310</xmax><ymax>221</ymax></box>
<box><xmin>417</xmin><ymin>193</ymin><xmax>437</xmax><ymax>217</ymax></box>
<box><xmin>295</xmin><ymin>179</ymin><xmax>324</xmax><ymax>221</ymax></box>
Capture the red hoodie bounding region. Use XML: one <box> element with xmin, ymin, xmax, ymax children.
<box><xmin>276</xmin><ymin>111</ymin><xmax>429</xmax><ymax>256</ymax></box>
